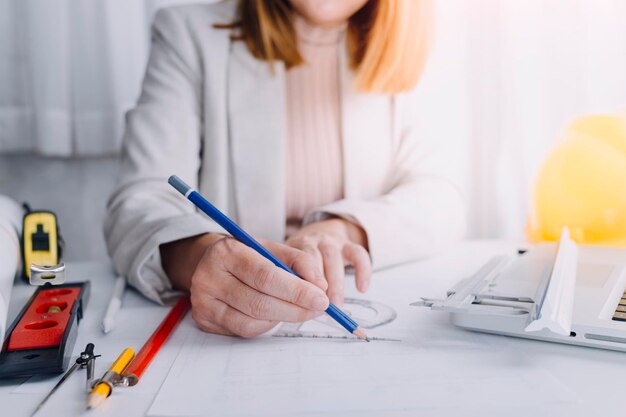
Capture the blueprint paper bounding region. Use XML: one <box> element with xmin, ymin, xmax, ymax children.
<box><xmin>147</xmin><ymin>286</ymin><xmax>574</xmax><ymax>416</ymax></box>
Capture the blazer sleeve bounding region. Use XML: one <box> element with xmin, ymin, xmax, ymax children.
<box><xmin>103</xmin><ymin>8</ymin><xmax>222</xmax><ymax>304</ymax></box>
<box><xmin>303</xmin><ymin>91</ymin><xmax>467</xmax><ymax>270</ymax></box>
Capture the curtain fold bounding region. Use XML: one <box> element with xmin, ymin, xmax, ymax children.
<box><xmin>0</xmin><ymin>0</ymin><xmax>214</xmax><ymax>157</ymax></box>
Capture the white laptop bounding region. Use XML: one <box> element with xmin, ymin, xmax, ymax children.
<box><xmin>414</xmin><ymin>229</ymin><xmax>626</xmax><ymax>352</ymax></box>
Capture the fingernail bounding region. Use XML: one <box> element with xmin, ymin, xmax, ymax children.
<box><xmin>312</xmin><ymin>296</ymin><xmax>329</xmax><ymax>311</ymax></box>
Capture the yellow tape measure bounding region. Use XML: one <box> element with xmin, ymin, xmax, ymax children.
<box><xmin>22</xmin><ymin>209</ymin><xmax>63</xmax><ymax>279</ymax></box>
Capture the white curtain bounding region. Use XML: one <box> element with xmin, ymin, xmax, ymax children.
<box><xmin>0</xmin><ymin>0</ymin><xmax>215</xmax><ymax>156</ymax></box>
<box><xmin>1</xmin><ymin>0</ymin><xmax>625</xmax><ymax>239</ymax></box>
<box><xmin>417</xmin><ymin>0</ymin><xmax>626</xmax><ymax>239</ymax></box>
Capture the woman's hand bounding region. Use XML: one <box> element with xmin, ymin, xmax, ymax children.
<box><xmin>285</xmin><ymin>218</ymin><xmax>371</xmax><ymax>306</ymax></box>
<box><xmin>161</xmin><ymin>234</ymin><xmax>330</xmax><ymax>337</ymax></box>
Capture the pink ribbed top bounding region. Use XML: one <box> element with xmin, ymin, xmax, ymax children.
<box><xmin>285</xmin><ymin>17</ymin><xmax>346</xmax><ymax>237</ymax></box>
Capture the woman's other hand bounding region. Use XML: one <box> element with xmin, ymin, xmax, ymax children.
<box><xmin>161</xmin><ymin>234</ymin><xmax>329</xmax><ymax>337</ymax></box>
<box><xmin>285</xmin><ymin>218</ymin><xmax>371</xmax><ymax>306</ymax></box>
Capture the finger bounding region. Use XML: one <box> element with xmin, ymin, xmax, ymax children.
<box><xmin>264</xmin><ymin>240</ymin><xmax>327</xmax><ymax>290</ymax></box>
<box><xmin>191</xmin><ymin>311</ymin><xmax>236</xmax><ymax>336</ymax></box>
<box><xmin>198</xmin><ymin>296</ymin><xmax>277</xmax><ymax>338</ymax></box>
<box><xmin>298</xmin><ymin>243</ymin><xmax>324</xmax><ymax>271</ymax></box>
<box><xmin>319</xmin><ymin>242</ymin><xmax>345</xmax><ymax>306</ymax></box>
<box><xmin>216</xmin><ymin>274</ymin><xmax>325</xmax><ymax>322</ymax></box>
<box><xmin>291</xmin><ymin>249</ymin><xmax>328</xmax><ymax>291</ymax></box>
<box><xmin>222</xmin><ymin>241</ymin><xmax>329</xmax><ymax>312</ymax></box>
<box><xmin>342</xmin><ymin>243</ymin><xmax>372</xmax><ymax>293</ymax></box>
<box><xmin>189</xmin><ymin>295</ymin><xmax>236</xmax><ymax>336</ymax></box>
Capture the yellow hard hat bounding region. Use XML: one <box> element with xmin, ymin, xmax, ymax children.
<box><xmin>527</xmin><ymin>114</ymin><xmax>626</xmax><ymax>246</ymax></box>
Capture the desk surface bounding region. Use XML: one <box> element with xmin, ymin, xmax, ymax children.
<box><xmin>1</xmin><ymin>240</ymin><xmax>624</xmax><ymax>417</ymax></box>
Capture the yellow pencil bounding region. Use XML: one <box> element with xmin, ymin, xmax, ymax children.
<box><xmin>87</xmin><ymin>347</ymin><xmax>135</xmax><ymax>409</ymax></box>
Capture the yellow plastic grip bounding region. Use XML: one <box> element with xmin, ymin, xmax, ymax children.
<box><xmin>23</xmin><ymin>212</ymin><xmax>58</xmax><ymax>278</ymax></box>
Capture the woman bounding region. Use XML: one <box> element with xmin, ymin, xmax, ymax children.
<box><xmin>104</xmin><ymin>0</ymin><xmax>465</xmax><ymax>338</ymax></box>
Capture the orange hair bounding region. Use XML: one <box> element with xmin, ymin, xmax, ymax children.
<box><xmin>216</xmin><ymin>0</ymin><xmax>432</xmax><ymax>94</ymax></box>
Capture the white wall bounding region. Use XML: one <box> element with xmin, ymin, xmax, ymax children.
<box><xmin>0</xmin><ymin>156</ymin><xmax>119</xmax><ymax>261</ymax></box>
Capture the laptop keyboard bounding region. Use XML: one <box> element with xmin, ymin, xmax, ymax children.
<box><xmin>612</xmin><ymin>295</ymin><xmax>626</xmax><ymax>321</ymax></box>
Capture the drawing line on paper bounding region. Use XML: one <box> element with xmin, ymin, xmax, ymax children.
<box><xmin>273</xmin><ymin>298</ymin><xmax>399</xmax><ymax>341</ymax></box>
<box><xmin>273</xmin><ymin>333</ymin><xmax>401</xmax><ymax>342</ymax></box>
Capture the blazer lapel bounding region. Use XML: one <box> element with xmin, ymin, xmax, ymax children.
<box><xmin>339</xmin><ymin>45</ymin><xmax>393</xmax><ymax>199</ymax></box>
<box><xmin>228</xmin><ymin>41</ymin><xmax>286</xmax><ymax>241</ymax></box>
<box><xmin>226</xmin><ymin>36</ymin><xmax>392</xmax><ymax>241</ymax></box>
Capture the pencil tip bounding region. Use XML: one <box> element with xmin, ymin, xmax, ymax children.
<box><xmin>87</xmin><ymin>394</ymin><xmax>105</xmax><ymax>410</ymax></box>
<box><xmin>353</xmin><ymin>328</ymin><xmax>370</xmax><ymax>342</ymax></box>
<box><xmin>101</xmin><ymin>320</ymin><xmax>111</xmax><ymax>334</ymax></box>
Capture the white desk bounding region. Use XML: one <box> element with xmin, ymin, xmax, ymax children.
<box><xmin>1</xmin><ymin>240</ymin><xmax>624</xmax><ymax>417</ymax></box>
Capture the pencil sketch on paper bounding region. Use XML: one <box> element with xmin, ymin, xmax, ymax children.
<box><xmin>273</xmin><ymin>298</ymin><xmax>399</xmax><ymax>341</ymax></box>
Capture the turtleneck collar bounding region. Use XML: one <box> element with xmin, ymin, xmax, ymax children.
<box><xmin>293</xmin><ymin>14</ymin><xmax>346</xmax><ymax>46</ymax></box>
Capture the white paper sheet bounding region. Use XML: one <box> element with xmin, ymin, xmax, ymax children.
<box><xmin>148</xmin><ymin>292</ymin><xmax>574</xmax><ymax>416</ymax></box>
<box><xmin>0</xmin><ymin>195</ymin><xmax>23</xmax><ymax>343</ymax></box>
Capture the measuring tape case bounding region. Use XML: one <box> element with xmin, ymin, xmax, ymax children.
<box><xmin>0</xmin><ymin>282</ymin><xmax>90</xmax><ymax>378</ymax></box>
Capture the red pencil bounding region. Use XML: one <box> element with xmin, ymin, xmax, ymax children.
<box><xmin>123</xmin><ymin>296</ymin><xmax>190</xmax><ymax>385</ymax></box>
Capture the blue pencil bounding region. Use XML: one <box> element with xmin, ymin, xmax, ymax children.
<box><xmin>168</xmin><ymin>175</ymin><xmax>369</xmax><ymax>342</ymax></box>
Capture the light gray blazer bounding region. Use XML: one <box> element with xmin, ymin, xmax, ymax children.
<box><xmin>104</xmin><ymin>0</ymin><xmax>466</xmax><ymax>303</ymax></box>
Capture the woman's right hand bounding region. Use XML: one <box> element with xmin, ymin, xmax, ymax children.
<box><xmin>162</xmin><ymin>234</ymin><xmax>330</xmax><ymax>337</ymax></box>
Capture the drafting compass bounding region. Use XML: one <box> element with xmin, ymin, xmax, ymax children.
<box><xmin>31</xmin><ymin>343</ymin><xmax>100</xmax><ymax>416</ymax></box>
